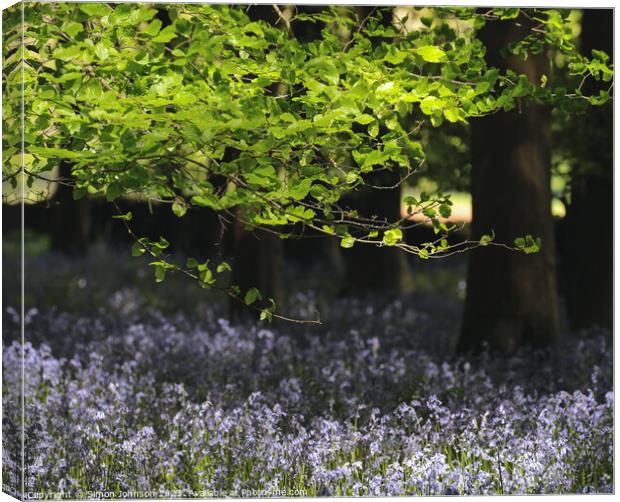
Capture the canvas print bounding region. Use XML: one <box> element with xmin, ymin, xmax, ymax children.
<box><xmin>2</xmin><ymin>2</ymin><xmax>614</xmax><ymax>498</ymax></box>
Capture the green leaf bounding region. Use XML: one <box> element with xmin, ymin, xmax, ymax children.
<box><xmin>172</xmin><ymin>201</ymin><xmax>187</xmax><ymax>217</ymax></box>
<box><xmin>514</xmin><ymin>235</ymin><xmax>541</xmax><ymax>254</ymax></box>
<box><xmin>260</xmin><ymin>299</ymin><xmax>276</xmax><ymax>322</ymax></box>
<box><xmin>340</xmin><ymin>234</ymin><xmax>355</xmax><ymax>248</ymax></box>
<box><xmin>77</xmin><ymin>79</ymin><xmax>104</xmax><ymax>101</ymax></box>
<box><xmin>201</xmin><ymin>269</ymin><xmax>215</xmax><ymax>286</ymax></box>
<box><xmin>589</xmin><ymin>90</ymin><xmax>610</xmax><ymax>106</ymax></box>
<box><xmin>417</xmin><ymin>45</ymin><xmax>447</xmax><ymax>63</ymax></box>
<box><xmin>480</xmin><ymin>231</ymin><xmax>494</xmax><ymax>246</ymax></box>
<box><xmin>154</xmin><ymin>265</ymin><xmax>166</xmax><ymax>283</ymax></box>
<box><xmin>191</xmin><ymin>194</ymin><xmax>220</xmax><ymax>209</ymax></box>
<box><xmin>245</xmin><ymin>287</ymin><xmax>262</xmax><ymax>306</ymax></box>
<box><xmin>376</xmin><ymin>81</ymin><xmax>396</xmax><ymax>95</ymax></box>
<box><xmin>345</xmin><ymin>171</ymin><xmax>359</xmax><ymax>184</ymax></box>
<box><xmin>152</xmin><ymin>25</ymin><xmax>176</xmax><ymax>43</ymax></box>
<box><xmin>383</xmin><ymin>228</ymin><xmax>403</xmax><ymax>246</ymax></box>
<box><xmin>540</xmin><ymin>74</ymin><xmax>548</xmax><ymax>88</ymax></box>
<box><xmin>403</xmin><ymin>195</ymin><xmax>418</xmax><ymax>206</ymax></box>
<box><xmin>592</xmin><ymin>49</ymin><xmax>610</xmax><ymax>63</ymax></box>
<box><xmin>186</xmin><ymin>258</ymin><xmax>199</xmax><ymax>268</ymax></box>
<box><xmin>353</xmin><ymin>149</ymin><xmax>388</xmax><ymax>171</ymax></box>
<box><xmin>259</xmin><ymin>298</ymin><xmax>276</xmax><ymax>322</ymax></box>
<box><xmin>145</xmin><ymin>237</ymin><xmax>169</xmax><ymax>258</ymax></box>
<box><xmin>245</xmin><ymin>164</ymin><xmax>277</xmax><ymax>187</ymax></box>
<box><xmin>354</xmin><ymin>114</ymin><xmax>375</xmax><ymax>125</ymax></box>
<box><xmin>29</xmin><ymin>146</ymin><xmax>79</xmax><ymax>159</ymax></box>
<box><xmin>443</xmin><ymin>107</ymin><xmax>462</xmax><ymax>123</ymax></box>
<box><xmin>112</xmin><ymin>211</ymin><xmax>133</xmax><ymax>221</ymax></box>
<box><xmin>94</xmin><ymin>43</ymin><xmax>110</xmax><ymax>61</ymax></box>
<box><xmin>142</xmin><ymin>19</ymin><xmax>163</xmax><ymax>37</ymax></box>
<box><xmin>420</xmin><ymin>96</ymin><xmax>445</xmax><ymax>115</ymax></box>
<box><xmin>493</xmin><ymin>8</ymin><xmax>520</xmax><ymax>20</ymax></box>
<box><xmin>420</xmin><ymin>16</ymin><xmax>433</xmax><ymax>27</ymax></box>
<box><xmin>131</xmin><ymin>242</ymin><xmax>145</xmax><ymax>257</ymax></box>
<box><xmin>106</xmin><ymin>184</ymin><xmax>123</xmax><ymax>202</ymax></box>
<box><xmin>216</xmin><ymin>262</ymin><xmax>232</xmax><ymax>273</ymax></box>
<box><xmin>79</xmin><ymin>4</ymin><xmax>112</xmax><ymax>17</ymax></box>
<box><xmin>317</xmin><ymin>59</ymin><xmax>340</xmax><ymax>85</ymax></box>
<box><xmin>62</xmin><ymin>21</ymin><xmax>83</xmax><ymax>38</ymax></box>
<box><xmin>289</xmin><ymin>178</ymin><xmax>313</xmax><ymax>200</ymax></box>
<box><xmin>439</xmin><ymin>204</ymin><xmax>452</xmax><ymax>218</ymax></box>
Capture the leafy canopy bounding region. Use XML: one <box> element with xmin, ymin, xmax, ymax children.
<box><xmin>2</xmin><ymin>4</ymin><xmax>612</xmax><ymax>321</ymax></box>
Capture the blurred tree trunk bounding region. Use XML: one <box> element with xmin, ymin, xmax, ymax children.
<box><xmin>563</xmin><ymin>9</ymin><xmax>613</xmax><ymax>331</ymax></box>
<box><xmin>229</xmin><ymin>223</ymin><xmax>285</xmax><ymax>320</ymax></box>
<box><xmin>49</xmin><ymin>161</ymin><xmax>91</xmax><ymax>255</ymax></box>
<box><xmin>341</xmin><ymin>169</ymin><xmax>414</xmax><ymax>295</ymax></box>
<box><xmin>342</xmin><ymin>6</ymin><xmax>413</xmax><ymax>295</ymax></box>
<box><xmin>458</xmin><ymin>13</ymin><xmax>559</xmax><ymax>353</ymax></box>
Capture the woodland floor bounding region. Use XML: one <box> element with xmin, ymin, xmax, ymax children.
<box><xmin>2</xmin><ymin>238</ymin><xmax>613</xmax><ymax>496</ymax></box>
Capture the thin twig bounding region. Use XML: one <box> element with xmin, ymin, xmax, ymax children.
<box><xmin>272</xmin><ymin>5</ymin><xmax>292</xmax><ymax>34</ymax></box>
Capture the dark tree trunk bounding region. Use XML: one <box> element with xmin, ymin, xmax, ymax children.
<box><xmin>49</xmin><ymin>161</ymin><xmax>91</xmax><ymax>255</ymax></box>
<box><xmin>563</xmin><ymin>9</ymin><xmax>613</xmax><ymax>331</ymax></box>
<box><xmin>458</xmin><ymin>14</ymin><xmax>559</xmax><ymax>353</ymax></box>
<box><xmin>229</xmin><ymin>222</ymin><xmax>285</xmax><ymax>321</ymax></box>
<box><xmin>341</xmin><ymin>6</ymin><xmax>413</xmax><ymax>295</ymax></box>
<box><xmin>341</xmin><ymin>169</ymin><xmax>413</xmax><ymax>295</ymax></box>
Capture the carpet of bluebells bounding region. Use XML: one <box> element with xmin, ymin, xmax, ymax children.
<box><xmin>2</xmin><ymin>247</ymin><xmax>614</xmax><ymax>496</ymax></box>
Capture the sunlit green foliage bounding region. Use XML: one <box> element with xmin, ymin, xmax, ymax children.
<box><xmin>2</xmin><ymin>4</ymin><xmax>612</xmax><ymax>320</ymax></box>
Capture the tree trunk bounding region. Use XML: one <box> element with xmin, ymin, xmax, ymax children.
<box><xmin>341</xmin><ymin>168</ymin><xmax>414</xmax><ymax>295</ymax></box>
<box><xmin>341</xmin><ymin>6</ymin><xmax>413</xmax><ymax>296</ymax></box>
<box><xmin>229</xmin><ymin>221</ymin><xmax>285</xmax><ymax>321</ymax></box>
<box><xmin>563</xmin><ymin>9</ymin><xmax>613</xmax><ymax>331</ymax></box>
<box><xmin>458</xmin><ymin>14</ymin><xmax>559</xmax><ymax>353</ymax></box>
<box><xmin>49</xmin><ymin>161</ymin><xmax>91</xmax><ymax>255</ymax></box>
